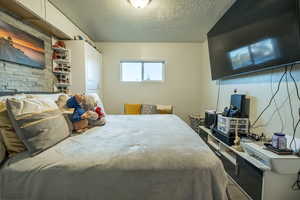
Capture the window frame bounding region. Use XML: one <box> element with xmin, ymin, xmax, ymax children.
<box><xmin>120</xmin><ymin>60</ymin><xmax>166</xmax><ymax>83</ymax></box>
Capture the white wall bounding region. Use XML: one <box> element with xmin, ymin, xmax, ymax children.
<box><xmin>199</xmin><ymin>41</ymin><xmax>300</xmax><ymax>139</ymax></box>
<box><xmin>97</xmin><ymin>41</ymin><xmax>300</xmax><ymax>140</ymax></box>
<box><xmin>96</xmin><ymin>43</ymin><xmax>203</xmax><ymax>122</ymax></box>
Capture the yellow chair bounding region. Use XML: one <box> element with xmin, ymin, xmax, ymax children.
<box><xmin>124</xmin><ymin>104</ymin><xmax>142</xmax><ymax>115</ymax></box>
<box><xmin>156</xmin><ymin>105</ymin><xmax>173</xmax><ymax>114</ymax></box>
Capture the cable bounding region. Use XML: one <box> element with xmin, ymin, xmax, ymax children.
<box><xmin>216</xmin><ymin>80</ymin><xmax>221</xmax><ymax>112</ymax></box>
<box><xmin>289</xmin><ymin>65</ymin><xmax>300</xmax><ymax>101</ymax></box>
<box><xmin>286</xmin><ymin>67</ymin><xmax>296</xmax><ymax>150</ymax></box>
<box><xmin>251</xmin><ymin>67</ymin><xmax>287</xmax><ymax>129</ymax></box>
<box><xmin>271</xmin><ymin>69</ymin><xmax>285</xmax><ymax>132</ymax></box>
<box><xmin>289</xmin><ymin>65</ymin><xmax>300</xmax><ymax>151</ymax></box>
<box><xmin>292</xmin><ymin>170</ymin><xmax>300</xmax><ymax>191</ymax></box>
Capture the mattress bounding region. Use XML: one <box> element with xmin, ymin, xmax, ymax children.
<box><xmin>0</xmin><ymin>115</ymin><xmax>228</xmax><ymax>200</ymax></box>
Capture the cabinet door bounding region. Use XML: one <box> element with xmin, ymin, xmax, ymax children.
<box><xmin>17</xmin><ymin>0</ymin><xmax>45</xmax><ymax>18</ymax></box>
<box><xmin>85</xmin><ymin>43</ymin><xmax>101</xmax><ymax>91</ymax></box>
<box><xmin>45</xmin><ymin>1</ymin><xmax>75</xmax><ymax>39</ymax></box>
<box><xmin>236</xmin><ymin>155</ymin><xmax>263</xmax><ymax>200</ymax></box>
<box><xmin>198</xmin><ymin>128</ymin><xmax>208</xmax><ymax>142</ymax></box>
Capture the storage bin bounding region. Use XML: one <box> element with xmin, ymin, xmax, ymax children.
<box><xmin>217</xmin><ymin>115</ymin><xmax>249</xmax><ymax>135</ymax></box>
<box><xmin>189</xmin><ymin>114</ymin><xmax>204</xmax><ymax>133</ymax></box>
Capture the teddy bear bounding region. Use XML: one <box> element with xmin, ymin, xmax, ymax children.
<box><xmin>82</xmin><ymin>95</ymin><xmax>106</xmax><ymax>127</ymax></box>
<box><xmin>66</xmin><ymin>94</ymin><xmax>105</xmax><ymax>133</ymax></box>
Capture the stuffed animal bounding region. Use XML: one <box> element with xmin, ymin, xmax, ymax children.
<box><xmin>66</xmin><ymin>94</ymin><xmax>105</xmax><ymax>133</ymax></box>
<box><xmin>66</xmin><ymin>94</ymin><xmax>89</xmax><ymax>133</ymax></box>
<box><xmin>82</xmin><ymin>96</ymin><xmax>106</xmax><ymax>127</ymax></box>
<box><xmin>55</xmin><ymin>94</ymin><xmax>69</xmax><ymax>110</ymax></box>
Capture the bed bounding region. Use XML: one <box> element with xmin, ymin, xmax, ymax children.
<box><xmin>0</xmin><ymin>113</ymin><xmax>228</xmax><ymax>200</ymax></box>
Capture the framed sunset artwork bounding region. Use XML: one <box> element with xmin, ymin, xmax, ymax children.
<box><xmin>0</xmin><ymin>19</ymin><xmax>45</xmax><ymax>69</ymax></box>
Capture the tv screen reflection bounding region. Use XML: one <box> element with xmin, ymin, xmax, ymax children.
<box><xmin>229</xmin><ymin>38</ymin><xmax>280</xmax><ymax>70</ymax></box>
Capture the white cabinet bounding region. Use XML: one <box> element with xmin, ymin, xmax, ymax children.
<box><xmin>16</xmin><ymin>0</ymin><xmax>45</xmax><ymax>18</ymax></box>
<box><xmin>45</xmin><ymin>1</ymin><xmax>76</xmax><ymax>39</ymax></box>
<box><xmin>64</xmin><ymin>40</ymin><xmax>102</xmax><ymax>96</ymax></box>
<box><xmin>15</xmin><ymin>0</ymin><xmax>91</xmax><ymax>41</ymax></box>
<box><xmin>85</xmin><ymin>43</ymin><xmax>101</xmax><ymax>91</ymax></box>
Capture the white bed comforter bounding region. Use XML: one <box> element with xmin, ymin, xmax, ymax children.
<box><xmin>0</xmin><ymin>115</ymin><xmax>228</xmax><ymax>200</ymax></box>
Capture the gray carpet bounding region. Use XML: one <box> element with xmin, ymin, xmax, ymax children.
<box><xmin>227</xmin><ymin>178</ymin><xmax>250</xmax><ymax>200</ymax></box>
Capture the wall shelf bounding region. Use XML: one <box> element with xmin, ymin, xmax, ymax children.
<box><xmin>52</xmin><ymin>44</ymin><xmax>71</xmax><ymax>93</ymax></box>
<box><xmin>56</xmin><ymin>83</ymin><xmax>70</xmax><ymax>87</ymax></box>
<box><xmin>53</xmin><ymin>71</ymin><xmax>70</xmax><ymax>75</ymax></box>
<box><xmin>52</xmin><ymin>47</ymin><xmax>68</xmax><ymax>52</ymax></box>
<box><xmin>53</xmin><ymin>59</ymin><xmax>71</xmax><ymax>64</ymax></box>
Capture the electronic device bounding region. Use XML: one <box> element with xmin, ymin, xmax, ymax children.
<box><xmin>207</xmin><ymin>0</ymin><xmax>300</xmax><ymax>80</ymax></box>
<box><xmin>222</xmin><ymin>94</ymin><xmax>248</xmax><ymax>118</ymax></box>
<box><xmin>241</xmin><ymin>142</ymin><xmax>300</xmax><ymax>174</ymax></box>
<box><xmin>231</xmin><ymin>94</ymin><xmax>246</xmax><ymax>116</ymax></box>
<box><xmin>204</xmin><ymin>110</ymin><xmax>217</xmax><ymax>129</ymax></box>
<box><xmin>212</xmin><ymin>127</ymin><xmax>235</xmax><ymax>146</ymax></box>
<box><xmin>223</xmin><ymin>106</ymin><xmax>241</xmax><ymax>118</ymax></box>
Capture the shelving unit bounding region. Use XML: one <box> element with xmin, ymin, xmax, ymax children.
<box><xmin>198</xmin><ymin>126</ymin><xmax>300</xmax><ymax>200</ymax></box>
<box><xmin>52</xmin><ymin>46</ymin><xmax>71</xmax><ymax>93</ymax></box>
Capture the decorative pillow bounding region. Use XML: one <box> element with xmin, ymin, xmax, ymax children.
<box><xmin>141</xmin><ymin>104</ymin><xmax>158</xmax><ymax>114</ymax></box>
<box><xmin>55</xmin><ymin>95</ymin><xmax>74</xmax><ymax>132</ymax></box>
<box><xmin>0</xmin><ymin>98</ymin><xmax>27</xmax><ymax>157</ymax></box>
<box><xmin>6</xmin><ymin>97</ymin><xmax>71</xmax><ymax>156</ymax></box>
<box><xmin>0</xmin><ymin>133</ymin><xmax>6</xmax><ymax>164</ymax></box>
<box><xmin>124</xmin><ymin>104</ymin><xmax>142</xmax><ymax>115</ymax></box>
<box><xmin>157</xmin><ymin>104</ymin><xmax>173</xmax><ymax>114</ymax></box>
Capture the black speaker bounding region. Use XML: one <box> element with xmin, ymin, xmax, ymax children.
<box><xmin>205</xmin><ymin>110</ymin><xmax>217</xmax><ymax>129</ymax></box>
<box><xmin>230</xmin><ymin>94</ymin><xmax>249</xmax><ymax>117</ymax></box>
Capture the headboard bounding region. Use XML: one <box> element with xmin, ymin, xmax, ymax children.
<box><xmin>0</xmin><ymin>90</ymin><xmax>59</xmax><ymax>97</ymax></box>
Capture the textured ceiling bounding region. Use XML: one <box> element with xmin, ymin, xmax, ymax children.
<box><xmin>49</xmin><ymin>0</ymin><xmax>236</xmax><ymax>42</ymax></box>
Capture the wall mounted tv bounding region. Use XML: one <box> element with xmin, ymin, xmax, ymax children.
<box><xmin>207</xmin><ymin>0</ymin><xmax>300</xmax><ymax>80</ymax></box>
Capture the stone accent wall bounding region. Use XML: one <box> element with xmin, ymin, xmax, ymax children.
<box><xmin>0</xmin><ymin>10</ymin><xmax>55</xmax><ymax>92</ymax></box>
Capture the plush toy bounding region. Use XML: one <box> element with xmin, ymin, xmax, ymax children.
<box><xmin>66</xmin><ymin>94</ymin><xmax>105</xmax><ymax>133</ymax></box>
<box><xmin>55</xmin><ymin>94</ymin><xmax>69</xmax><ymax>110</ymax></box>
<box><xmin>95</xmin><ymin>106</ymin><xmax>105</xmax><ymax>119</ymax></box>
<box><xmin>66</xmin><ymin>94</ymin><xmax>89</xmax><ymax>133</ymax></box>
<box><xmin>82</xmin><ymin>96</ymin><xmax>106</xmax><ymax>127</ymax></box>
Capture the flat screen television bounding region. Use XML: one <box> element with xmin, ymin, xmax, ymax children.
<box><xmin>207</xmin><ymin>0</ymin><xmax>300</xmax><ymax>80</ymax></box>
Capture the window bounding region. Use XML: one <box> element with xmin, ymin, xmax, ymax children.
<box><xmin>121</xmin><ymin>61</ymin><xmax>165</xmax><ymax>82</ymax></box>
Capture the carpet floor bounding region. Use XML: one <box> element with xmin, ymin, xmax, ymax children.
<box><xmin>227</xmin><ymin>178</ymin><xmax>250</xmax><ymax>200</ymax></box>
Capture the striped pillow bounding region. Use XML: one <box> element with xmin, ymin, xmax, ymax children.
<box><xmin>6</xmin><ymin>97</ymin><xmax>70</xmax><ymax>156</ymax></box>
<box><xmin>0</xmin><ymin>96</ymin><xmax>27</xmax><ymax>157</ymax></box>
<box><xmin>141</xmin><ymin>104</ymin><xmax>158</xmax><ymax>114</ymax></box>
<box><xmin>0</xmin><ymin>133</ymin><xmax>6</xmax><ymax>164</ymax></box>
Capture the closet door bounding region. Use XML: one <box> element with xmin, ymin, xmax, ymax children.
<box><xmin>85</xmin><ymin>43</ymin><xmax>100</xmax><ymax>93</ymax></box>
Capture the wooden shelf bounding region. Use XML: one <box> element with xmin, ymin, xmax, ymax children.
<box><xmin>56</xmin><ymin>83</ymin><xmax>70</xmax><ymax>87</ymax></box>
<box><xmin>0</xmin><ymin>0</ymin><xmax>71</xmax><ymax>39</ymax></box>
<box><xmin>53</xmin><ymin>59</ymin><xmax>70</xmax><ymax>64</ymax></box>
<box><xmin>52</xmin><ymin>47</ymin><xmax>69</xmax><ymax>52</ymax></box>
<box><xmin>53</xmin><ymin>71</ymin><xmax>70</xmax><ymax>75</ymax></box>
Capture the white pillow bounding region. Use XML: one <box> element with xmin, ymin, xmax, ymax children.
<box><xmin>8</xmin><ymin>97</ymin><xmax>58</xmax><ymax>116</ymax></box>
<box><xmin>0</xmin><ymin>94</ymin><xmax>27</xmax><ymax>103</ymax></box>
<box><xmin>27</xmin><ymin>93</ymin><xmax>67</xmax><ymax>103</ymax></box>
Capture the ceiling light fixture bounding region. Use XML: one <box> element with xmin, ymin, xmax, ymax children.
<box><xmin>128</xmin><ymin>0</ymin><xmax>151</xmax><ymax>8</ymax></box>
